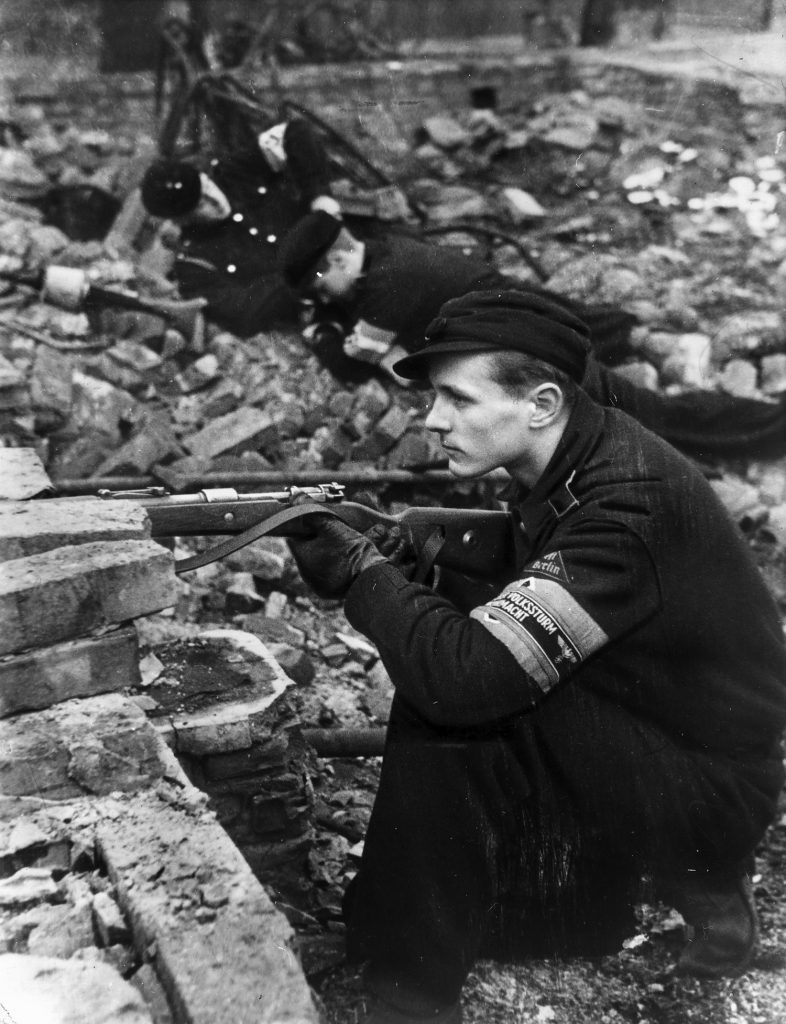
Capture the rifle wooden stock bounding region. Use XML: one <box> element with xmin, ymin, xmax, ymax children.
<box><xmin>0</xmin><ymin>265</ymin><xmax>206</xmax><ymax>340</ymax></box>
<box><xmin>86</xmin><ymin>286</ymin><xmax>207</xmax><ymax>338</ymax></box>
<box><xmin>137</xmin><ymin>491</ymin><xmax>514</xmax><ymax>582</ymax></box>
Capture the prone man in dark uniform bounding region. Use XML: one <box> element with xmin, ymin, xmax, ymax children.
<box><xmin>140</xmin><ymin>118</ymin><xmax>338</xmax><ymax>338</ymax></box>
<box><xmin>279</xmin><ymin>211</ymin><xmax>786</xmax><ymax>460</ymax></box>
<box><xmin>288</xmin><ymin>290</ymin><xmax>786</xmax><ymax>1024</ymax></box>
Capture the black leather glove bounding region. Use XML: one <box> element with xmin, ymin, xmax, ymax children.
<box><xmin>364</xmin><ymin>523</ymin><xmax>419</xmax><ymax>581</ymax></box>
<box><xmin>289</xmin><ymin>513</ymin><xmax>387</xmax><ymax>600</ymax></box>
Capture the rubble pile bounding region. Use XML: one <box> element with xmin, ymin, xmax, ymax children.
<box><xmin>0</xmin><ymin>95</ymin><xmax>783</xmax><ymax>572</ymax></box>
<box><xmin>1</xmin><ymin>80</ymin><xmax>786</xmax><ymax>1018</ymax></box>
<box><xmin>0</xmin><ymin>458</ymin><xmax>321</xmax><ymax>1022</ymax></box>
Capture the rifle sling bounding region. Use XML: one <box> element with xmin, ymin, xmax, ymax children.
<box><xmin>173</xmin><ymin>502</ymin><xmax>446</xmax><ymax>585</ymax></box>
<box><xmin>413</xmin><ymin>528</ymin><xmax>445</xmax><ymax>585</ymax></box>
<box><xmin>174</xmin><ymin>502</ymin><xmax>342</xmax><ymax>574</ymax></box>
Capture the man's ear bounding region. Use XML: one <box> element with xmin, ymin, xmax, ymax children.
<box><xmin>528</xmin><ymin>383</ymin><xmax>565</xmax><ymax>429</ymax></box>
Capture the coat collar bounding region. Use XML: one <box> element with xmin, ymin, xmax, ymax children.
<box><xmin>501</xmin><ymin>388</ymin><xmax>605</xmax><ymax>549</ymax></box>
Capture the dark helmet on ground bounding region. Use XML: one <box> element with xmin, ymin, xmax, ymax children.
<box><xmin>140</xmin><ymin>160</ymin><xmax>202</xmax><ymax>219</ymax></box>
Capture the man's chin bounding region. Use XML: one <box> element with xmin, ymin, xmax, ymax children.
<box><xmin>445</xmin><ymin>456</ymin><xmax>484</xmax><ymax>480</ymax></box>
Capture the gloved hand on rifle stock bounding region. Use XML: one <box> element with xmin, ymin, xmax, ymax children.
<box><xmin>288</xmin><ymin>495</ymin><xmax>418</xmax><ymax>600</ymax></box>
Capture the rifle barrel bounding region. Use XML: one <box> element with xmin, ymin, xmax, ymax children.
<box><xmin>52</xmin><ymin>469</ymin><xmax>508</xmax><ymax>495</ymax></box>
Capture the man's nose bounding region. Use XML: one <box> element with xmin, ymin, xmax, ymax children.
<box><xmin>424</xmin><ymin>398</ymin><xmax>448</xmax><ymax>433</ymax></box>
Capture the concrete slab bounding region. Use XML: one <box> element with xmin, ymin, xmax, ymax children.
<box><xmin>0</xmin><ymin>693</ymin><xmax>180</xmax><ymax>802</ymax></box>
<box><xmin>0</xmin><ymin>538</ymin><xmax>175</xmax><ymax>656</ymax></box>
<box><xmin>0</xmin><ymin>497</ymin><xmax>151</xmax><ymax>561</ymax></box>
<box><xmin>97</xmin><ymin>791</ymin><xmax>319</xmax><ymax>1024</ymax></box>
<box><xmin>0</xmin><ymin>625</ymin><xmax>141</xmax><ymax>718</ymax></box>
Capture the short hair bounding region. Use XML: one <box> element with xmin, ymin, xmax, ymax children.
<box><xmin>484</xmin><ymin>349</ymin><xmax>579</xmax><ymax>409</ymax></box>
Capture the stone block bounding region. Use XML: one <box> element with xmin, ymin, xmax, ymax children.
<box><xmin>177</xmin><ymin>352</ymin><xmax>221</xmax><ymax>393</ymax></box>
<box><xmin>0</xmin><ymin>625</ymin><xmax>140</xmax><ymax>718</ymax></box>
<box><xmin>0</xmin><ymin>867</ymin><xmax>59</xmax><ymax>907</ymax></box>
<box><xmin>0</xmin><ymin>497</ymin><xmax>151</xmax><ymax>561</ymax></box>
<box><xmin>130</xmin><ymin>963</ymin><xmax>176</xmax><ymax>1024</ymax></box>
<box><xmin>94</xmin><ymin>417</ymin><xmax>184</xmax><ymax>476</ymax></box>
<box><xmin>199</xmin><ymin>379</ymin><xmax>244</xmax><ymax>419</ymax></box>
<box><xmin>46</xmin><ymin>431</ymin><xmax>117</xmax><ymax>480</ymax></box>
<box><xmin>145</xmin><ymin>630</ymin><xmax>294</xmax><ymax>757</ymax></box>
<box><xmin>0</xmin><ymin>693</ymin><xmax>187</xmax><ymax>801</ymax></box>
<box><xmin>97</xmin><ymin>791</ymin><xmax>319</xmax><ymax>1024</ymax></box>
<box><xmin>423</xmin><ymin>115</ymin><xmax>471</xmax><ymax>149</ymax></box>
<box><xmin>0</xmin><ymin>954</ymin><xmax>154</xmax><ymax>1024</ymax></box>
<box><xmin>69</xmin><ymin>370</ymin><xmax>138</xmax><ymax>444</ymax></box>
<box><xmin>240</xmin><ymin>614</ymin><xmax>305</xmax><ymax>647</ymax></box>
<box><xmin>761</xmin><ymin>354</ymin><xmax>786</xmax><ymax>395</ymax></box>
<box><xmin>0</xmin><ymin>539</ymin><xmax>175</xmax><ymax>655</ymax></box>
<box><xmin>608</xmin><ymin>361</ymin><xmax>659</xmax><ymax>390</ymax></box>
<box><xmin>659</xmin><ymin>333</ymin><xmax>712</xmax><ymax>389</ymax></box>
<box><xmin>712</xmin><ymin>310</ymin><xmax>782</xmax><ymax>361</ymax></box>
<box><xmin>0</xmin><ymin>447</ymin><xmax>52</xmax><ymax>499</ymax></box>
<box><xmin>88</xmin><ymin>339</ymin><xmax>163</xmax><ymax>392</ymax></box>
<box><xmin>387</xmin><ymin>427</ymin><xmax>446</xmax><ymax>470</ymax></box>
<box><xmin>710</xmin><ymin>475</ymin><xmax>762</xmax><ymax>522</ymax></box>
<box><xmin>26</xmin><ymin>901</ymin><xmax>96</xmax><ymax>958</ymax></box>
<box><xmin>351</xmin><ymin>403</ymin><xmax>412</xmax><ymax>460</ymax></box>
<box><xmin>224</xmin><ymin>539</ymin><xmax>288</xmax><ymax>580</ymax></box>
<box><xmin>92</xmin><ymin>890</ymin><xmax>131</xmax><ymax>947</ymax></box>
<box><xmin>267</xmin><ymin>643</ymin><xmax>316</xmax><ymax>686</ymax></box>
<box><xmin>312</xmin><ymin>421</ymin><xmax>354</xmax><ymax>468</ymax></box>
<box><xmin>719</xmin><ymin>358</ymin><xmax>759</xmax><ymax>398</ymax></box>
<box><xmin>184</xmin><ymin>406</ymin><xmax>276</xmax><ymax>461</ymax></box>
<box><xmin>349</xmin><ymin>378</ymin><xmax>391</xmax><ymax>435</ymax></box>
<box><xmin>0</xmin><ymin>353</ymin><xmax>28</xmax><ymax>412</ymax></box>
<box><xmin>30</xmin><ymin>344</ymin><xmax>74</xmax><ymax>429</ymax></box>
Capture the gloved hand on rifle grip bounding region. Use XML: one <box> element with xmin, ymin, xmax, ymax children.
<box><xmin>364</xmin><ymin>523</ymin><xmax>419</xmax><ymax>581</ymax></box>
<box><xmin>288</xmin><ymin>502</ymin><xmax>387</xmax><ymax>600</ymax></box>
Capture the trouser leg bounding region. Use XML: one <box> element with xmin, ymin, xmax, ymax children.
<box><xmin>583</xmin><ymin>359</ymin><xmax>786</xmax><ymax>458</ymax></box>
<box><xmin>345</xmin><ymin>696</ymin><xmax>534</xmax><ymax>1005</ymax></box>
<box><xmin>347</xmin><ymin>685</ymin><xmax>769</xmax><ymax>1002</ymax></box>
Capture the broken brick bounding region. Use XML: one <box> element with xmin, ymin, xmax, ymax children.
<box><xmin>184</xmin><ymin>406</ymin><xmax>277</xmax><ymax>461</ymax></box>
<box><xmin>30</xmin><ymin>344</ymin><xmax>74</xmax><ymax>429</ymax></box>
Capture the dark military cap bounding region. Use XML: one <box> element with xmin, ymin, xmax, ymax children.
<box><xmin>278</xmin><ymin>211</ymin><xmax>343</xmax><ymax>289</ymax></box>
<box><xmin>393</xmin><ymin>289</ymin><xmax>591</xmax><ymax>382</ymax></box>
<box><xmin>140</xmin><ymin>160</ymin><xmax>202</xmax><ymax>220</ymax></box>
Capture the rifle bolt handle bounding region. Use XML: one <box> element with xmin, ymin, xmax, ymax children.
<box><xmin>224</xmin><ymin>512</ymin><xmax>235</xmax><ymax>525</ymax></box>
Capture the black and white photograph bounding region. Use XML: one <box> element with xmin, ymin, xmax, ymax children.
<box><xmin>0</xmin><ymin>2</ymin><xmax>785</xmax><ymax>1021</ymax></box>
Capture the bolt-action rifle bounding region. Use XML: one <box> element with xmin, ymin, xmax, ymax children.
<box><xmin>0</xmin><ymin>263</ymin><xmax>206</xmax><ymax>341</ymax></box>
<box><xmin>98</xmin><ymin>483</ymin><xmax>515</xmax><ymax>580</ymax></box>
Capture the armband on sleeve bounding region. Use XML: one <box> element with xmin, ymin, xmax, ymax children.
<box><xmin>470</xmin><ymin>575</ymin><xmax>608</xmax><ymax>693</ymax></box>
<box><xmin>343</xmin><ymin>320</ymin><xmax>397</xmax><ymax>365</ymax></box>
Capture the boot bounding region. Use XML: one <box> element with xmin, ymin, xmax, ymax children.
<box><xmin>670</xmin><ymin>869</ymin><xmax>758</xmax><ymax>979</ymax></box>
